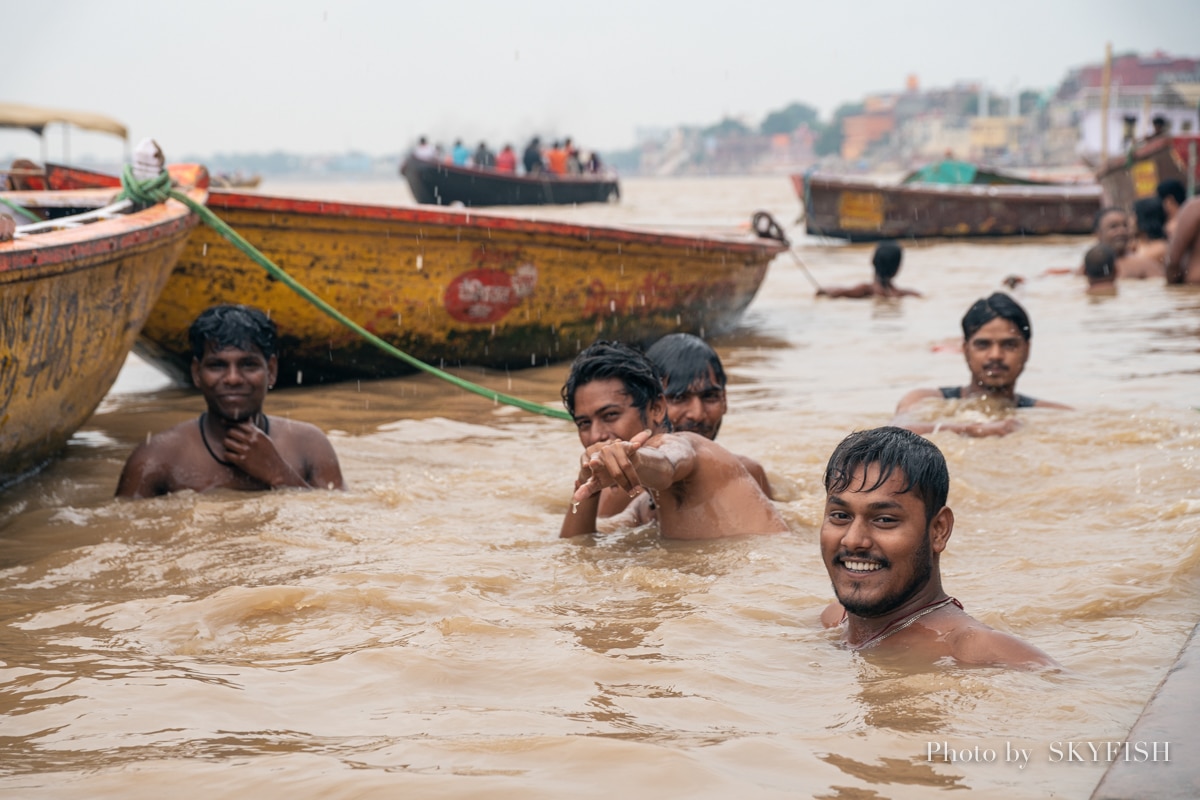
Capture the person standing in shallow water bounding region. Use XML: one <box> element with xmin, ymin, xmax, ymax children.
<box><xmin>560</xmin><ymin>341</ymin><xmax>785</xmax><ymax>540</ymax></box>
<box><xmin>116</xmin><ymin>305</ymin><xmax>345</xmax><ymax>498</ymax></box>
<box><xmin>819</xmin><ymin>427</ymin><xmax>1057</xmax><ymax>669</ymax></box>
<box><xmin>892</xmin><ymin>292</ymin><xmax>1070</xmax><ymax>438</ymax></box>
<box><xmin>816</xmin><ymin>241</ymin><xmax>921</xmax><ymax>299</ymax></box>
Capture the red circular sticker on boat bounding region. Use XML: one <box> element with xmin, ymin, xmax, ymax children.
<box><xmin>444</xmin><ymin>265</ymin><xmax>538</xmax><ymax>323</ymax></box>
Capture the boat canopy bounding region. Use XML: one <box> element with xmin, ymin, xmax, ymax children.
<box><xmin>0</xmin><ymin>103</ymin><xmax>128</xmax><ymax>140</ymax></box>
<box><xmin>903</xmin><ymin>160</ymin><xmax>978</xmax><ymax>185</ymax></box>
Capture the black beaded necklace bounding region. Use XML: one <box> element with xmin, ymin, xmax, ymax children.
<box><xmin>198</xmin><ymin>412</ymin><xmax>270</xmax><ymax>467</ymax></box>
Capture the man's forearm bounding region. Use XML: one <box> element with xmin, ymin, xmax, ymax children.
<box><xmin>560</xmin><ymin>490</ymin><xmax>600</xmax><ymax>537</ymax></box>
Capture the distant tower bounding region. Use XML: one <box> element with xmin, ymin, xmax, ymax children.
<box><xmin>906</xmin><ymin>74</ymin><xmax>919</xmax><ymax>93</ymax></box>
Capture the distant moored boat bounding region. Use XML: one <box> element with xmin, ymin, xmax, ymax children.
<box><xmin>795</xmin><ymin>160</ymin><xmax>1102</xmax><ymax>242</ymax></box>
<box><xmin>401</xmin><ymin>156</ymin><xmax>620</xmax><ymax>207</ymax></box>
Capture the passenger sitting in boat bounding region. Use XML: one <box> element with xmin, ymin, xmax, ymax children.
<box><xmin>1091</xmin><ymin>207</ymin><xmax>1163</xmax><ymax>279</ymax></box>
<box><xmin>560</xmin><ymin>341</ymin><xmax>785</xmax><ymax>540</ymax></box>
<box><xmin>473</xmin><ymin>141</ymin><xmax>496</xmax><ymax>169</ymax></box>
<box><xmin>647</xmin><ymin>333</ymin><xmax>773</xmax><ymax>498</ymax></box>
<box><xmin>892</xmin><ymin>292</ymin><xmax>1070</xmax><ymax>438</ymax></box>
<box><xmin>564</xmin><ymin>137</ymin><xmax>582</xmax><ymax>175</ymax></box>
<box><xmin>1157</xmin><ymin>179</ymin><xmax>1186</xmax><ymax>238</ymax></box>
<box><xmin>0</xmin><ymin>213</ymin><xmax>14</xmax><ymax>242</ymax></box>
<box><xmin>522</xmin><ymin>137</ymin><xmax>544</xmax><ymax>175</ymax></box>
<box><xmin>818</xmin><ymin>427</ymin><xmax>1058</xmax><ymax>669</ymax></box>
<box><xmin>412</xmin><ymin>136</ymin><xmax>437</xmax><ymax>161</ymax></box>
<box><xmin>1083</xmin><ymin>244</ymin><xmax>1118</xmax><ymax>295</ymax></box>
<box><xmin>495</xmin><ymin>144</ymin><xmax>517</xmax><ymax>172</ymax></box>
<box><xmin>451</xmin><ymin>139</ymin><xmax>471</xmax><ymax>167</ymax></box>
<box><xmin>116</xmin><ymin>305</ymin><xmax>346</xmax><ymax>498</ymax></box>
<box><xmin>545</xmin><ymin>141</ymin><xmax>568</xmax><ymax>175</ymax></box>
<box><xmin>816</xmin><ymin>241</ymin><xmax>921</xmax><ymax>299</ymax></box>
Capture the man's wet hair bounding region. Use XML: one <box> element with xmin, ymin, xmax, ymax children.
<box><xmin>1156</xmin><ymin>179</ymin><xmax>1186</xmax><ymax>206</ymax></box>
<box><xmin>824</xmin><ymin>426</ymin><xmax>948</xmax><ymax>526</ymax></box>
<box><xmin>646</xmin><ymin>333</ymin><xmax>726</xmax><ymax>398</ymax></box>
<box><xmin>1093</xmin><ymin>206</ymin><xmax>1126</xmax><ymax>232</ymax></box>
<box><xmin>1133</xmin><ymin>197</ymin><xmax>1167</xmax><ymax>240</ymax></box>
<box><xmin>1083</xmin><ymin>244</ymin><xmax>1117</xmax><ymax>282</ymax></box>
<box><xmin>961</xmin><ymin>292</ymin><xmax>1031</xmax><ymax>342</ymax></box>
<box><xmin>188</xmin><ymin>304</ymin><xmax>278</xmax><ymax>361</ymax></box>
<box><xmin>562</xmin><ymin>340</ymin><xmax>665</xmax><ymax>419</ymax></box>
<box><xmin>871</xmin><ymin>240</ymin><xmax>903</xmax><ymax>284</ymax></box>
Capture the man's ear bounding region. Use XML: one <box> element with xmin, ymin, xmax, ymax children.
<box><xmin>930</xmin><ymin>506</ymin><xmax>954</xmax><ymax>554</ymax></box>
<box><xmin>267</xmin><ymin>355</ymin><xmax>279</xmax><ymax>389</ymax></box>
<box><xmin>649</xmin><ymin>396</ymin><xmax>668</xmax><ymax>431</ymax></box>
<box><xmin>190</xmin><ymin>358</ymin><xmax>200</xmax><ymax>388</ymax></box>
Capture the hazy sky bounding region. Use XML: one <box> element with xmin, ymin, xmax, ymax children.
<box><xmin>4</xmin><ymin>0</ymin><xmax>1197</xmax><ymax>162</ymax></box>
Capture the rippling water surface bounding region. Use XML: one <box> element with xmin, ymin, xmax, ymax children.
<box><xmin>1</xmin><ymin>175</ymin><xmax>1198</xmax><ymax>799</ymax></box>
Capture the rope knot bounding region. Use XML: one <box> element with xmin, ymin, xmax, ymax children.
<box><xmin>119</xmin><ymin>164</ymin><xmax>173</xmax><ymax>206</ymax></box>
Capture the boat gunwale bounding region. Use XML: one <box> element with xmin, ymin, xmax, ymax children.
<box><xmin>801</xmin><ymin>172</ymin><xmax>1102</xmax><ymax>200</ymax></box>
<box><xmin>0</xmin><ymin>186</ymin><xmax>206</xmax><ymax>274</ymax></box>
<box><xmin>206</xmin><ymin>190</ymin><xmax>787</xmax><ymax>256</ymax></box>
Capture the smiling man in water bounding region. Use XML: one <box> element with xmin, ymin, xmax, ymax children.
<box><xmin>116</xmin><ymin>304</ymin><xmax>345</xmax><ymax>498</ymax></box>
<box><xmin>819</xmin><ymin>427</ymin><xmax>1056</xmax><ymax>669</ymax></box>
<box><xmin>892</xmin><ymin>292</ymin><xmax>1069</xmax><ymax>437</ymax></box>
<box><xmin>559</xmin><ymin>340</ymin><xmax>785</xmax><ymax>540</ymax></box>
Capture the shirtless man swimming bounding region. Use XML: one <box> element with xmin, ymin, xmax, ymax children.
<box><xmin>560</xmin><ymin>341</ymin><xmax>785</xmax><ymax>540</ymax></box>
<box><xmin>819</xmin><ymin>426</ymin><xmax>1057</xmax><ymax>669</ymax></box>
<box><xmin>893</xmin><ymin>292</ymin><xmax>1069</xmax><ymax>438</ymax></box>
<box><xmin>116</xmin><ymin>304</ymin><xmax>345</xmax><ymax>498</ymax></box>
<box><xmin>816</xmin><ymin>241</ymin><xmax>921</xmax><ymax>299</ymax></box>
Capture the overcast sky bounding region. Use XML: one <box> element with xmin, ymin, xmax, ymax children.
<box><xmin>4</xmin><ymin>0</ymin><xmax>1197</xmax><ymax>162</ymax></box>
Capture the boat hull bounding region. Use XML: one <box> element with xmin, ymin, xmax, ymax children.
<box><xmin>1094</xmin><ymin>135</ymin><xmax>1200</xmax><ymax>210</ymax></box>
<box><xmin>135</xmin><ymin>192</ymin><xmax>782</xmax><ymax>387</ymax></box>
<box><xmin>796</xmin><ymin>173</ymin><xmax>1102</xmax><ymax>242</ymax></box>
<box><xmin>0</xmin><ymin>184</ymin><xmax>202</xmax><ymax>487</ymax></box>
<box><xmin>401</xmin><ymin>157</ymin><xmax>619</xmax><ymax>207</ymax></box>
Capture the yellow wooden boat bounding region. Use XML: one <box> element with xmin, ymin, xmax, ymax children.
<box><xmin>130</xmin><ymin>192</ymin><xmax>787</xmax><ymax>386</ymax></box>
<box><xmin>0</xmin><ymin>169</ymin><xmax>205</xmax><ymax>487</ymax></box>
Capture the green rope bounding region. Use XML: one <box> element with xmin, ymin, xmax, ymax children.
<box><xmin>121</xmin><ymin>167</ymin><xmax>570</xmax><ymax>421</ymax></box>
<box><xmin>0</xmin><ymin>196</ymin><xmax>39</xmax><ymax>224</ymax></box>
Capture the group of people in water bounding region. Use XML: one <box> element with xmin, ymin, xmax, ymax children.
<box><xmin>1075</xmin><ymin>178</ymin><xmax>1200</xmax><ymax>291</ymax></box>
<box><xmin>409</xmin><ymin>135</ymin><xmax>603</xmax><ymax>176</ymax></box>
<box><xmin>118</xmin><ymin>275</ymin><xmax>1073</xmax><ymax>673</ymax></box>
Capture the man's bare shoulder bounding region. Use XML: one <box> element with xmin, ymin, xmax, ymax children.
<box><xmin>736</xmin><ymin>453</ymin><xmax>773</xmax><ymax>499</ymax></box>
<box><xmin>1117</xmin><ymin>254</ymin><xmax>1165</xmax><ymax>280</ymax></box>
<box><xmin>266</xmin><ymin>416</ymin><xmax>339</xmax><ymax>452</ymax></box>
<box><xmin>945</xmin><ymin>617</ymin><xmax>1058</xmax><ymax>670</ymax></box>
<box><xmin>116</xmin><ymin>419</ymin><xmax>206</xmax><ymax>498</ymax></box>
<box><xmin>895</xmin><ymin>387</ymin><xmax>944</xmax><ymax>413</ymax></box>
<box><xmin>136</xmin><ymin>418</ymin><xmax>201</xmax><ymax>456</ymax></box>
